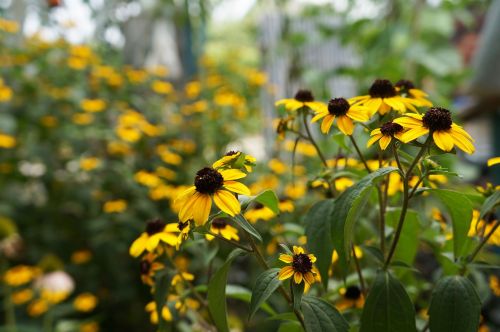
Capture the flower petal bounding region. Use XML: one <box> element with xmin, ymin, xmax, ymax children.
<box><xmin>379</xmin><ymin>135</ymin><xmax>392</xmax><ymax>150</ymax></box>
<box><xmin>293</xmin><ymin>246</ymin><xmax>304</xmax><ymax>255</ymax></box>
<box><xmin>129</xmin><ymin>233</ymin><xmax>148</xmax><ymax>257</ymax></box>
<box><xmin>400</xmin><ymin>127</ymin><xmax>429</xmax><ymax>143</ymax></box>
<box><xmin>278</xmin><ymin>266</ymin><xmax>294</xmax><ymax>280</ymax></box>
<box><xmin>367</xmin><ymin>134</ymin><xmax>382</xmax><ymax>148</ymax></box>
<box><xmin>337</xmin><ymin>116</ymin><xmax>354</xmax><ymax>135</ymax></box>
<box><xmin>178</xmin><ymin>191</ymin><xmax>200</xmax><ymax>221</ymax></box>
<box><xmin>213</xmin><ymin>190</ymin><xmax>240</xmax><ymax>216</ymax></box>
<box><xmin>193</xmin><ymin>194</ymin><xmax>212</xmax><ymax>225</ymax></box>
<box><xmin>223</xmin><ymin>180</ymin><xmax>251</xmax><ymax>195</ymax></box>
<box><xmin>219</xmin><ymin>169</ymin><xmax>246</xmax><ymax>181</ymax></box>
<box><xmin>294</xmin><ymin>272</ymin><xmax>303</xmax><ymax>284</ymax></box>
<box><xmin>320</xmin><ymin>115</ymin><xmax>335</xmax><ymax>134</ymax></box>
<box><xmin>433</xmin><ymin>130</ymin><xmax>454</xmax><ymax>152</ymax></box>
<box><xmin>279</xmin><ymin>254</ymin><xmax>294</xmax><ymax>263</ymax></box>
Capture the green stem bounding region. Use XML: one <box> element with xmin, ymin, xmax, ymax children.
<box><xmin>206</xmin><ymin>230</ymin><xmax>253</xmax><ymax>252</ymax></box>
<box><xmin>463</xmin><ymin>219</ymin><xmax>500</xmax><ymax>273</ymax></box>
<box><xmin>301</xmin><ymin>111</ymin><xmax>329</xmax><ymax>168</ymax></box>
<box><xmin>348</xmin><ymin>135</ymin><xmax>371</xmax><ymax>172</ymax></box>
<box><xmin>352</xmin><ymin>245</ymin><xmax>367</xmax><ymax>296</ymax></box>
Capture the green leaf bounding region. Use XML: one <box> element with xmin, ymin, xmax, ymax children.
<box><xmin>233</xmin><ymin>214</ymin><xmax>262</xmax><ymax>242</ymax></box>
<box><xmin>332</xmin><ymin>167</ymin><xmax>399</xmax><ymax>272</ymax></box>
<box><xmin>278</xmin><ymin>321</ymin><xmax>303</xmax><ymax>332</ymax></box>
<box><xmin>360</xmin><ymin>270</ymin><xmax>416</xmax><ymax>332</ymax></box>
<box><xmin>304</xmin><ymin>199</ymin><xmax>335</xmax><ymax>288</ymax></box>
<box><xmin>225</xmin><ymin>285</ymin><xmax>276</xmax><ymax>316</ymax></box>
<box><xmin>249</xmin><ymin>268</ymin><xmax>282</xmax><ymax>319</ymax></box>
<box><xmin>428</xmin><ymin>276</ymin><xmax>481</xmax><ymax>332</ymax></box>
<box><xmin>385</xmin><ymin>208</ymin><xmax>420</xmax><ymax>265</ymax></box>
<box><xmin>430</xmin><ymin>189</ymin><xmax>473</xmax><ymax>259</ymax></box>
<box><xmin>480</xmin><ymin>190</ymin><xmax>500</xmax><ymax>219</ymax></box>
<box><xmin>253</xmin><ymin>189</ymin><xmax>280</xmax><ymax>214</ymax></box>
<box><xmin>291</xmin><ymin>281</ymin><xmax>304</xmax><ymax>311</ymax></box>
<box><xmin>154</xmin><ymin>270</ymin><xmax>172</xmax><ymax>330</ymax></box>
<box><xmin>208</xmin><ymin>249</ymin><xmax>246</xmax><ymax>332</ymax></box>
<box><xmin>302</xmin><ymin>296</ymin><xmax>349</xmax><ymax>332</ymax></box>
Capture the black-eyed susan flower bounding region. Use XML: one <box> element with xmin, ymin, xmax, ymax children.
<box><xmin>73</xmin><ymin>293</ymin><xmax>98</xmax><ymax>312</ymax></box>
<box><xmin>349</xmin><ymin>79</ymin><xmax>418</xmax><ymax>115</ymax></box>
<box><xmin>205</xmin><ymin>218</ymin><xmax>239</xmax><ymax>241</ymax></box>
<box><xmin>278</xmin><ymin>246</ymin><xmax>317</xmax><ymax>287</ymax></box>
<box><xmin>175</xmin><ymin>220</ymin><xmax>191</xmax><ymax>249</ymax></box>
<box><xmin>129</xmin><ymin>219</ymin><xmax>179</xmax><ymax>257</ymax></box>
<box><xmin>176</xmin><ymin>167</ymin><xmax>251</xmax><ymax>225</ymax></box>
<box><xmin>311</xmin><ymin>98</ymin><xmax>369</xmax><ymax>135</ymax></box>
<box><xmin>394</xmin><ymin>107</ymin><xmax>475</xmax><ymax>154</ymax></box>
<box><xmin>468</xmin><ymin>210</ymin><xmax>499</xmax><ymax>245</ymax></box>
<box><xmin>275</xmin><ymin>89</ymin><xmax>326</xmax><ymax>113</ymax></box>
<box><xmin>395</xmin><ymin>79</ymin><xmax>432</xmax><ymax>107</ymax></box>
<box><xmin>336</xmin><ymin>285</ymin><xmax>365</xmax><ymax>311</ymax></box>
<box><xmin>367</xmin><ymin>121</ymin><xmax>405</xmax><ymax>150</ymax></box>
<box><xmin>212</xmin><ymin>151</ymin><xmax>256</xmax><ymax>172</ymax></box>
<box><xmin>140</xmin><ymin>253</ymin><xmax>165</xmax><ymax>286</ymax></box>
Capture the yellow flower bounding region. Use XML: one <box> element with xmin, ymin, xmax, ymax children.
<box><xmin>73</xmin><ymin>293</ymin><xmax>98</xmax><ymax>312</ymax></box>
<box><xmin>71</xmin><ymin>250</ymin><xmax>92</xmax><ymax>264</ymax></box>
<box><xmin>151</xmin><ymin>80</ymin><xmax>173</xmax><ymax>94</ymax></box>
<box><xmin>129</xmin><ymin>220</ymin><xmax>179</xmax><ymax>257</ymax></box>
<box><xmin>80</xmin><ymin>157</ymin><xmax>101</xmax><ymax>171</ymax></box>
<box><xmin>103</xmin><ymin>200</ymin><xmax>127</xmax><ymax>213</ymax></box>
<box><xmin>468</xmin><ymin>210</ymin><xmax>500</xmax><ymax>245</ymax></box>
<box><xmin>395</xmin><ymin>79</ymin><xmax>433</xmax><ymax>107</ymax></box>
<box><xmin>72</xmin><ymin>113</ymin><xmax>94</xmax><ymax>125</ymax></box>
<box><xmin>349</xmin><ymin>79</ymin><xmax>419</xmax><ymax>115</ymax></box>
<box><xmin>80</xmin><ymin>99</ymin><xmax>106</xmax><ymax>113</ymax></box>
<box><xmin>244</xmin><ymin>204</ymin><xmax>276</xmax><ymax>223</ymax></box>
<box><xmin>176</xmin><ymin>167</ymin><xmax>251</xmax><ymax>225</ymax></box>
<box><xmin>275</xmin><ymin>89</ymin><xmax>326</xmax><ymax>113</ymax></box>
<box><xmin>185</xmin><ymin>81</ymin><xmax>201</xmax><ymax>99</ymax></box>
<box><xmin>134</xmin><ymin>170</ymin><xmax>162</xmax><ymax>188</ymax></box>
<box><xmin>334</xmin><ymin>177</ymin><xmax>354</xmax><ymax>192</ymax></box>
<box><xmin>278</xmin><ymin>246</ymin><xmax>317</xmax><ymax>288</ymax></box>
<box><xmin>171</xmin><ymin>272</ymin><xmax>195</xmax><ymax>286</ymax></box>
<box><xmin>0</xmin><ymin>133</ymin><xmax>16</xmax><ymax>148</ymax></box>
<box><xmin>367</xmin><ymin>121</ymin><xmax>405</xmax><ymax>150</ymax></box>
<box><xmin>205</xmin><ymin>218</ymin><xmax>240</xmax><ymax>241</ymax></box>
<box><xmin>284</xmin><ymin>182</ymin><xmax>306</xmax><ymax>200</ymax></box>
<box><xmin>11</xmin><ymin>289</ymin><xmax>34</xmax><ymax>305</ymax></box>
<box><xmin>489</xmin><ymin>275</ymin><xmax>500</xmax><ymax>296</ymax></box>
<box><xmin>487</xmin><ymin>157</ymin><xmax>500</xmax><ymax>167</ymax></box>
<box><xmin>145</xmin><ymin>301</ymin><xmax>172</xmax><ymax>324</ymax></box>
<box><xmin>140</xmin><ymin>253</ymin><xmax>165</xmax><ymax>286</ymax></box>
<box><xmin>27</xmin><ymin>299</ymin><xmax>49</xmax><ymax>317</ymax></box>
<box><xmin>3</xmin><ymin>265</ymin><xmax>40</xmax><ymax>286</ymax></box>
<box><xmin>268</xmin><ymin>158</ymin><xmax>287</xmax><ymax>174</ymax></box>
<box><xmin>0</xmin><ymin>85</ymin><xmax>13</xmax><ymax>102</ymax></box>
<box><xmin>80</xmin><ymin>322</ymin><xmax>99</xmax><ymax>332</ymax></box>
<box><xmin>212</xmin><ymin>151</ymin><xmax>256</xmax><ymax>172</ymax></box>
<box><xmin>0</xmin><ymin>19</ymin><xmax>19</xmax><ymax>33</ymax></box>
<box><xmin>394</xmin><ymin>107</ymin><xmax>475</xmax><ymax>154</ymax></box>
<box><xmin>311</xmin><ymin>98</ymin><xmax>369</xmax><ymax>135</ymax></box>
<box><xmin>336</xmin><ymin>286</ymin><xmax>365</xmax><ymax>311</ymax></box>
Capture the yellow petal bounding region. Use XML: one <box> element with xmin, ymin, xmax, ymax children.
<box><xmin>213</xmin><ymin>190</ymin><xmax>240</xmax><ymax>216</ymax></box>
<box><xmin>293</xmin><ymin>246</ymin><xmax>304</xmax><ymax>255</ymax></box>
<box><xmin>308</xmin><ymin>254</ymin><xmax>317</xmax><ymax>263</ymax></box>
<box><xmin>279</xmin><ymin>254</ymin><xmax>294</xmax><ymax>263</ymax></box>
<box><xmin>400</xmin><ymin>127</ymin><xmax>429</xmax><ymax>143</ymax></box>
<box><xmin>304</xmin><ymin>272</ymin><xmax>315</xmax><ymax>285</ymax></box>
<box><xmin>367</xmin><ymin>134</ymin><xmax>382</xmax><ymax>148</ymax></box>
<box><xmin>364</xmin><ymin>98</ymin><xmax>382</xmax><ymax>113</ymax></box>
<box><xmin>488</xmin><ymin>157</ymin><xmax>500</xmax><ymax>167</ymax></box>
<box><xmin>347</xmin><ymin>108</ymin><xmax>369</xmax><ymax>122</ymax></box>
<box><xmin>433</xmin><ymin>130</ymin><xmax>454</xmax><ymax>152</ymax></box>
<box><xmin>337</xmin><ymin>116</ymin><xmax>354</xmax><ymax>135</ymax></box>
<box><xmin>178</xmin><ymin>191</ymin><xmax>200</xmax><ymax>221</ymax></box>
<box><xmin>174</xmin><ymin>186</ymin><xmax>196</xmax><ymax>204</ymax></box>
<box><xmin>223</xmin><ymin>181</ymin><xmax>251</xmax><ymax>195</ymax></box>
<box><xmin>193</xmin><ymin>194</ymin><xmax>212</xmax><ymax>225</ymax></box>
<box><xmin>311</xmin><ymin>112</ymin><xmax>328</xmax><ymax>123</ymax></box>
<box><xmin>379</xmin><ymin>135</ymin><xmax>392</xmax><ymax>150</ymax></box>
<box><xmin>294</xmin><ymin>272</ymin><xmax>303</xmax><ymax>284</ymax></box>
<box><xmin>305</xmin><ymin>101</ymin><xmax>327</xmax><ymax>113</ymax></box>
<box><xmin>320</xmin><ymin>115</ymin><xmax>335</xmax><ymax>134</ymax></box>
<box><xmin>278</xmin><ymin>266</ymin><xmax>294</xmax><ymax>280</ymax></box>
<box><xmin>146</xmin><ymin>234</ymin><xmax>162</xmax><ymax>252</ymax></box>
<box><xmin>129</xmin><ymin>233</ymin><xmax>148</xmax><ymax>257</ymax></box>
<box><xmin>451</xmin><ymin>130</ymin><xmax>475</xmax><ymax>154</ymax></box>
<box><xmin>384</xmin><ymin>97</ymin><xmax>405</xmax><ymax>112</ymax></box>
<box><xmin>219</xmin><ymin>169</ymin><xmax>246</xmax><ymax>181</ymax></box>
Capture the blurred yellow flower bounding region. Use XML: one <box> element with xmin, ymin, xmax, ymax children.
<box><xmin>151</xmin><ymin>80</ymin><xmax>173</xmax><ymax>94</ymax></box>
<box><xmin>185</xmin><ymin>81</ymin><xmax>201</xmax><ymax>99</ymax></box>
<box><xmin>0</xmin><ymin>85</ymin><xmax>13</xmax><ymax>102</ymax></box>
<box><xmin>129</xmin><ymin>220</ymin><xmax>179</xmax><ymax>257</ymax></box>
<box><xmin>80</xmin><ymin>99</ymin><xmax>106</xmax><ymax>113</ymax></box>
<box><xmin>487</xmin><ymin>157</ymin><xmax>500</xmax><ymax>167</ymax></box>
<box><xmin>0</xmin><ymin>133</ymin><xmax>16</xmax><ymax>148</ymax></box>
<box><xmin>80</xmin><ymin>322</ymin><xmax>99</xmax><ymax>332</ymax></box>
<box><xmin>73</xmin><ymin>293</ymin><xmax>98</xmax><ymax>312</ymax></box>
<box><xmin>12</xmin><ymin>289</ymin><xmax>34</xmax><ymax>305</ymax></box>
<box><xmin>145</xmin><ymin>301</ymin><xmax>172</xmax><ymax>324</ymax></box>
<box><xmin>268</xmin><ymin>158</ymin><xmax>287</xmax><ymax>174</ymax></box>
<box><xmin>0</xmin><ymin>19</ymin><xmax>19</xmax><ymax>33</ymax></box>
<box><xmin>103</xmin><ymin>200</ymin><xmax>127</xmax><ymax>213</ymax></box>
<box><xmin>205</xmin><ymin>218</ymin><xmax>240</xmax><ymax>241</ymax></box>
<box><xmin>134</xmin><ymin>170</ymin><xmax>162</xmax><ymax>188</ymax></box>
<box><xmin>71</xmin><ymin>250</ymin><xmax>92</xmax><ymax>264</ymax></box>
<box><xmin>4</xmin><ymin>265</ymin><xmax>40</xmax><ymax>286</ymax></box>
<box><xmin>80</xmin><ymin>157</ymin><xmax>101</xmax><ymax>171</ymax></box>
<box><xmin>72</xmin><ymin>113</ymin><xmax>94</xmax><ymax>125</ymax></box>
<box><xmin>27</xmin><ymin>299</ymin><xmax>49</xmax><ymax>317</ymax></box>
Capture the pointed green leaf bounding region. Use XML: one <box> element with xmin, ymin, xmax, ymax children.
<box><xmin>254</xmin><ymin>190</ymin><xmax>280</xmax><ymax>214</ymax></box>
<box><xmin>233</xmin><ymin>214</ymin><xmax>262</xmax><ymax>241</ymax></box>
<box><xmin>302</xmin><ymin>296</ymin><xmax>349</xmax><ymax>332</ymax></box>
<box><xmin>208</xmin><ymin>249</ymin><xmax>246</xmax><ymax>332</ymax></box>
<box><xmin>428</xmin><ymin>276</ymin><xmax>481</xmax><ymax>332</ymax></box>
<box><xmin>304</xmin><ymin>199</ymin><xmax>335</xmax><ymax>288</ymax></box>
<box><xmin>249</xmin><ymin>268</ymin><xmax>282</xmax><ymax>319</ymax></box>
<box><xmin>480</xmin><ymin>190</ymin><xmax>500</xmax><ymax>219</ymax></box>
<box><xmin>430</xmin><ymin>189</ymin><xmax>473</xmax><ymax>258</ymax></box>
<box><xmin>291</xmin><ymin>281</ymin><xmax>304</xmax><ymax>311</ymax></box>
<box><xmin>360</xmin><ymin>270</ymin><xmax>416</xmax><ymax>332</ymax></box>
<box><xmin>332</xmin><ymin>167</ymin><xmax>399</xmax><ymax>273</ymax></box>
<box><xmin>386</xmin><ymin>208</ymin><xmax>420</xmax><ymax>265</ymax></box>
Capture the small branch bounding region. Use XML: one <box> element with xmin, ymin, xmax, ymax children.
<box><xmin>352</xmin><ymin>245</ymin><xmax>367</xmax><ymax>296</ymax></box>
<box><xmin>301</xmin><ymin>111</ymin><xmax>329</xmax><ymax>168</ymax></box>
<box><xmin>206</xmin><ymin>231</ymin><xmax>253</xmax><ymax>252</ymax></box>
<box><xmin>348</xmin><ymin>135</ymin><xmax>371</xmax><ymax>172</ymax></box>
<box><xmin>465</xmin><ymin>219</ymin><xmax>500</xmax><ymax>269</ymax></box>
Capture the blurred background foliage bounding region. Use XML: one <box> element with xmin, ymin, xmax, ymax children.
<box><xmin>0</xmin><ymin>0</ymin><xmax>497</xmax><ymax>331</ymax></box>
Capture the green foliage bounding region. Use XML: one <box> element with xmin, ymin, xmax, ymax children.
<box><xmin>360</xmin><ymin>270</ymin><xmax>417</xmax><ymax>332</ymax></box>
<box><xmin>302</xmin><ymin>296</ymin><xmax>349</xmax><ymax>332</ymax></box>
<box><xmin>386</xmin><ymin>208</ymin><xmax>420</xmax><ymax>265</ymax></box>
<box><xmin>249</xmin><ymin>268</ymin><xmax>282</xmax><ymax>319</ymax></box>
<box><xmin>428</xmin><ymin>276</ymin><xmax>481</xmax><ymax>332</ymax></box>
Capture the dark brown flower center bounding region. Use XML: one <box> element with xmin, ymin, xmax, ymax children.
<box><xmin>146</xmin><ymin>219</ymin><xmax>165</xmax><ymax>235</ymax></box>
<box><xmin>292</xmin><ymin>253</ymin><xmax>313</xmax><ymax>274</ymax></box>
<box><xmin>486</xmin><ymin>213</ymin><xmax>497</xmax><ymax>225</ymax></box>
<box><xmin>369</xmin><ymin>79</ymin><xmax>397</xmax><ymax>98</ymax></box>
<box><xmin>225</xmin><ymin>151</ymin><xmax>239</xmax><ymax>156</ymax></box>
<box><xmin>395</xmin><ymin>79</ymin><xmax>415</xmax><ymax>94</ymax></box>
<box><xmin>380</xmin><ymin>121</ymin><xmax>404</xmax><ymax>136</ymax></box>
<box><xmin>328</xmin><ymin>98</ymin><xmax>350</xmax><ymax>116</ymax></box>
<box><xmin>211</xmin><ymin>218</ymin><xmax>228</xmax><ymax>229</ymax></box>
<box><xmin>422</xmin><ymin>107</ymin><xmax>452</xmax><ymax>132</ymax></box>
<box><xmin>344</xmin><ymin>286</ymin><xmax>362</xmax><ymax>300</ymax></box>
<box><xmin>140</xmin><ymin>260</ymin><xmax>151</xmax><ymax>274</ymax></box>
<box><xmin>294</xmin><ymin>89</ymin><xmax>314</xmax><ymax>102</ymax></box>
<box><xmin>194</xmin><ymin>167</ymin><xmax>224</xmax><ymax>194</ymax></box>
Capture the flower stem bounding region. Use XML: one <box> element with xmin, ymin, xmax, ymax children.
<box><xmin>301</xmin><ymin>111</ymin><xmax>329</xmax><ymax>168</ymax></box>
<box><xmin>384</xmin><ymin>138</ymin><xmax>430</xmax><ymax>269</ymax></box>
<box><xmin>352</xmin><ymin>245</ymin><xmax>367</xmax><ymax>296</ymax></box>
<box><xmin>463</xmin><ymin>219</ymin><xmax>500</xmax><ymax>272</ymax></box>
<box><xmin>206</xmin><ymin>231</ymin><xmax>253</xmax><ymax>252</ymax></box>
<box><xmin>348</xmin><ymin>135</ymin><xmax>371</xmax><ymax>172</ymax></box>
